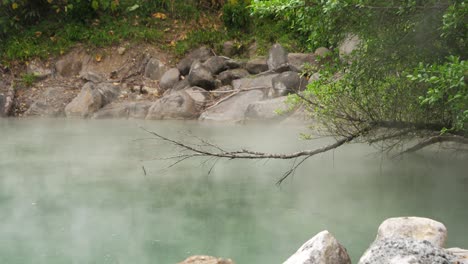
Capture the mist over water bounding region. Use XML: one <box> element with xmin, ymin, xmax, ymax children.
<box><xmin>0</xmin><ymin>119</ymin><xmax>467</xmax><ymax>263</ymax></box>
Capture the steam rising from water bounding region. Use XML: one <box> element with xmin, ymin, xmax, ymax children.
<box><xmin>0</xmin><ymin>119</ymin><xmax>467</xmax><ymax>263</ymax></box>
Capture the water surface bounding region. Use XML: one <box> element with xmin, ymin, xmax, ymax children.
<box><xmin>0</xmin><ymin>119</ymin><xmax>467</xmax><ymax>263</ymax></box>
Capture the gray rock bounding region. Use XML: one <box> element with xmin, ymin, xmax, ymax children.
<box><xmin>199</xmin><ymin>90</ymin><xmax>265</xmax><ymax>122</ymax></box>
<box><xmin>314</xmin><ymin>47</ymin><xmax>332</xmax><ymax>57</ymax></box>
<box><xmin>177</xmin><ymin>46</ymin><xmax>213</xmax><ymax>75</ymax></box>
<box><xmin>267</xmin><ymin>43</ymin><xmax>289</xmax><ymax>72</ymax></box>
<box><xmin>271</xmin><ymin>71</ymin><xmax>307</xmax><ymax>97</ymax></box>
<box><xmin>226</xmin><ymin>59</ymin><xmax>243</xmax><ymax>69</ymax></box>
<box><xmin>223</xmin><ymin>41</ymin><xmax>237</xmax><ymax>57</ymax></box>
<box><xmin>245</xmin><ymin>58</ymin><xmax>268</xmax><ymax>74</ymax></box>
<box><xmin>203</xmin><ymin>56</ymin><xmax>228</xmax><ymax>74</ymax></box>
<box><xmin>287</xmin><ymin>53</ymin><xmax>317</xmax><ymax>72</ymax></box>
<box><xmin>0</xmin><ymin>94</ymin><xmax>5</xmax><ymax>117</ymax></box>
<box><xmin>24</xmin><ymin>87</ymin><xmax>76</xmax><ymax>117</ymax></box>
<box><xmin>178</xmin><ymin>255</ymin><xmax>234</xmax><ymax>264</ymax></box>
<box><xmin>65</xmin><ymin>83</ymin><xmax>103</xmax><ymax>118</ymax></box>
<box><xmin>245</xmin><ymin>96</ymin><xmax>292</xmax><ymax>121</ymax></box>
<box><xmin>447</xmin><ymin>248</ymin><xmax>468</xmax><ymax>264</ymax></box>
<box><xmin>309</xmin><ymin>72</ymin><xmax>321</xmax><ymax>83</ymax></box>
<box><xmin>93</xmin><ymin>101</ymin><xmax>152</xmax><ymax>119</ymax></box>
<box><xmin>232</xmin><ymin>74</ymin><xmax>278</xmax><ymax>91</ymax></box>
<box><xmin>145</xmin><ymin>58</ymin><xmax>169</xmax><ymax>80</ymax></box>
<box><xmin>218</xmin><ymin>69</ymin><xmax>249</xmax><ymax>86</ymax></box>
<box><xmin>55</xmin><ymin>58</ymin><xmax>82</xmax><ymax>77</ymax></box>
<box><xmin>172</xmin><ymin>79</ymin><xmax>190</xmax><ymax>91</ymax></box>
<box><xmin>146</xmin><ymin>90</ymin><xmax>199</xmax><ymax>120</ymax></box>
<box><xmin>96</xmin><ymin>83</ymin><xmax>120</xmax><ymax>105</ymax></box>
<box><xmin>160</xmin><ymin>68</ymin><xmax>181</xmax><ymax>90</ymax></box>
<box><xmin>339</xmin><ymin>34</ymin><xmax>361</xmax><ymax>59</ymax></box>
<box><xmin>184</xmin><ymin>87</ymin><xmax>209</xmax><ymax>109</ymax></box>
<box><xmin>376</xmin><ymin>217</ymin><xmax>448</xmax><ymax>247</ymax></box>
<box><xmin>283</xmin><ymin>231</ymin><xmax>351</xmax><ymax>264</ymax></box>
<box><xmin>358</xmin><ymin>237</ymin><xmax>454</xmax><ymax>264</ymax></box>
<box><xmin>27</xmin><ymin>62</ymin><xmax>52</xmax><ymax>80</ymax></box>
<box><xmin>188</xmin><ymin>61</ymin><xmax>215</xmax><ymax>90</ymax></box>
<box><xmin>79</xmin><ymin>71</ymin><xmax>105</xmax><ymax>83</ymax></box>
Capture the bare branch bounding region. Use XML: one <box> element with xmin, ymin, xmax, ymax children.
<box><xmin>395</xmin><ymin>135</ymin><xmax>468</xmax><ymax>157</ymax></box>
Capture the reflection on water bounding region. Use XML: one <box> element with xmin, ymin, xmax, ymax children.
<box><xmin>0</xmin><ymin>119</ymin><xmax>467</xmax><ymax>263</ymax></box>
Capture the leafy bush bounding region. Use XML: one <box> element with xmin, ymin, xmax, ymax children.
<box><xmin>222</xmin><ymin>0</ymin><xmax>251</xmax><ymax>31</ymax></box>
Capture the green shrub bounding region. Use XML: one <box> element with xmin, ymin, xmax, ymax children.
<box><xmin>222</xmin><ymin>0</ymin><xmax>251</xmax><ymax>31</ymax></box>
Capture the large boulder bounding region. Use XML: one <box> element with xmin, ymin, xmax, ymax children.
<box><xmin>178</xmin><ymin>255</ymin><xmax>234</xmax><ymax>264</ymax></box>
<box><xmin>271</xmin><ymin>71</ymin><xmax>307</xmax><ymax>97</ymax></box>
<box><xmin>245</xmin><ymin>96</ymin><xmax>292</xmax><ymax>121</ymax></box>
<box><xmin>188</xmin><ymin>61</ymin><xmax>215</xmax><ymax>90</ymax></box>
<box><xmin>267</xmin><ymin>44</ymin><xmax>289</xmax><ymax>72</ymax></box>
<box><xmin>177</xmin><ymin>46</ymin><xmax>214</xmax><ymax>75</ymax></box>
<box><xmin>159</xmin><ymin>68</ymin><xmax>181</xmax><ymax>90</ymax></box>
<box><xmin>93</xmin><ymin>101</ymin><xmax>152</xmax><ymax>119</ymax></box>
<box><xmin>376</xmin><ymin>217</ymin><xmax>447</xmax><ymax>247</ymax></box>
<box><xmin>146</xmin><ymin>90</ymin><xmax>199</xmax><ymax>120</ymax></box>
<box><xmin>25</xmin><ymin>87</ymin><xmax>76</xmax><ymax>117</ymax></box>
<box><xmin>65</xmin><ymin>83</ymin><xmax>103</xmax><ymax>118</ymax></box>
<box><xmin>199</xmin><ymin>90</ymin><xmax>265</xmax><ymax>122</ymax></box>
<box><xmin>283</xmin><ymin>231</ymin><xmax>351</xmax><ymax>264</ymax></box>
<box><xmin>203</xmin><ymin>56</ymin><xmax>228</xmax><ymax>74</ymax></box>
<box><xmin>96</xmin><ymin>83</ymin><xmax>120</xmax><ymax>105</ymax></box>
<box><xmin>172</xmin><ymin>79</ymin><xmax>190</xmax><ymax>91</ymax></box>
<box><xmin>184</xmin><ymin>87</ymin><xmax>210</xmax><ymax>109</ymax></box>
<box><xmin>339</xmin><ymin>34</ymin><xmax>361</xmax><ymax>60</ymax></box>
<box><xmin>232</xmin><ymin>74</ymin><xmax>278</xmax><ymax>91</ymax></box>
<box><xmin>287</xmin><ymin>53</ymin><xmax>317</xmax><ymax>72</ymax></box>
<box><xmin>245</xmin><ymin>58</ymin><xmax>268</xmax><ymax>74</ymax></box>
<box><xmin>145</xmin><ymin>58</ymin><xmax>169</xmax><ymax>81</ymax></box>
<box><xmin>218</xmin><ymin>69</ymin><xmax>249</xmax><ymax>86</ymax></box>
<box><xmin>358</xmin><ymin>237</ymin><xmax>454</xmax><ymax>264</ymax></box>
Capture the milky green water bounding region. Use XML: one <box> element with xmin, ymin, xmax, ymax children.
<box><xmin>0</xmin><ymin>119</ymin><xmax>467</xmax><ymax>264</ymax></box>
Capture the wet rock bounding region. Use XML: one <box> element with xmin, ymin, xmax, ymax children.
<box><xmin>287</xmin><ymin>53</ymin><xmax>317</xmax><ymax>72</ymax></box>
<box><xmin>55</xmin><ymin>58</ymin><xmax>82</xmax><ymax>77</ymax></box>
<box><xmin>96</xmin><ymin>83</ymin><xmax>120</xmax><ymax>105</ymax></box>
<box><xmin>79</xmin><ymin>71</ymin><xmax>105</xmax><ymax>83</ymax></box>
<box><xmin>245</xmin><ymin>96</ymin><xmax>292</xmax><ymax>121</ymax></box>
<box><xmin>188</xmin><ymin>61</ymin><xmax>215</xmax><ymax>90</ymax></box>
<box><xmin>232</xmin><ymin>74</ymin><xmax>278</xmax><ymax>91</ymax></box>
<box><xmin>144</xmin><ymin>58</ymin><xmax>169</xmax><ymax>81</ymax></box>
<box><xmin>358</xmin><ymin>237</ymin><xmax>454</xmax><ymax>264</ymax></box>
<box><xmin>376</xmin><ymin>217</ymin><xmax>448</xmax><ymax>247</ymax></box>
<box><xmin>160</xmin><ymin>68</ymin><xmax>181</xmax><ymax>90</ymax></box>
<box><xmin>203</xmin><ymin>56</ymin><xmax>228</xmax><ymax>74</ymax></box>
<box><xmin>27</xmin><ymin>62</ymin><xmax>52</xmax><ymax>80</ymax></box>
<box><xmin>25</xmin><ymin>87</ymin><xmax>76</xmax><ymax>117</ymax></box>
<box><xmin>146</xmin><ymin>90</ymin><xmax>199</xmax><ymax>120</ymax></box>
<box><xmin>93</xmin><ymin>101</ymin><xmax>152</xmax><ymax>119</ymax></box>
<box><xmin>218</xmin><ymin>69</ymin><xmax>249</xmax><ymax>86</ymax></box>
<box><xmin>245</xmin><ymin>58</ymin><xmax>268</xmax><ymax>74</ymax></box>
<box><xmin>314</xmin><ymin>47</ymin><xmax>332</xmax><ymax>57</ymax></box>
<box><xmin>199</xmin><ymin>90</ymin><xmax>265</xmax><ymax>122</ymax></box>
<box><xmin>178</xmin><ymin>255</ymin><xmax>235</xmax><ymax>264</ymax></box>
<box><xmin>177</xmin><ymin>46</ymin><xmax>213</xmax><ymax>75</ymax></box>
<box><xmin>65</xmin><ymin>83</ymin><xmax>103</xmax><ymax>118</ymax></box>
<box><xmin>284</xmin><ymin>230</ymin><xmax>351</xmax><ymax>264</ymax></box>
<box><xmin>339</xmin><ymin>34</ymin><xmax>361</xmax><ymax>60</ymax></box>
<box><xmin>271</xmin><ymin>71</ymin><xmax>307</xmax><ymax>97</ymax></box>
<box><xmin>267</xmin><ymin>43</ymin><xmax>289</xmax><ymax>72</ymax></box>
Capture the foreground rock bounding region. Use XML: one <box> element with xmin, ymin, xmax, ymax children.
<box><xmin>25</xmin><ymin>87</ymin><xmax>76</xmax><ymax>117</ymax></box>
<box><xmin>146</xmin><ymin>90</ymin><xmax>200</xmax><ymax>120</ymax></box>
<box><xmin>245</xmin><ymin>96</ymin><xmax>292</xmax><ymax>121</ymax></box>
<box><xmin>160</xmin><ymin>68</ymin><xmax>181</xmax><ymax>90</ymax></box>
<box><xmin>93</xmin><ymin>101</ymin><xmax>152</xmax><ymax>119</ymax></box>
<box><xmin>199</xmin><ymin>90</ymin><xmax>265</xmax><ymax>122</ymax></box>
<box><xmin>188</xmin><ymin>61</ymin><xmax>215</xmax><ymax>90</ymax></box>
<box><xmin>178</xmin><ymin>255</ymin><xmax>234</xmax><ymax>264</ymax></box>
<box><xmin>376</xmin><ymin>217</ymin><xmax>447</xmax><ymax>247</ymax></box>
<box><xmin>267</xmin><ymin>44</ymin><xmax>289</xmax><ymax>72</ymax></box>
<box><xmin>447</xmin><ymin>248</ymin><xmax>468</xmax><ymax>264</ymax></box>
<box><xmin>283</xmin><ymin>230</ymin><xmax>351</xmax><ymax>264</ymax></box>
<box><xmin>358</xmin><ymin>237</ymin><xmax>454</xmax><ymax>264</ymax></box>
<box><xmin>65</xmin><ymin>82</ymin><xmax>120</xmax><ymax>118</ymax></box>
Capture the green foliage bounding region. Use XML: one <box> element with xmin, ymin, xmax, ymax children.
<box><xmin>408</xmin><ymin>56</ymin><xmax>467</xmax><ymax>133</ymax></box>
<box><xmin>174</xmin><ymin>29</ymin><xmax>227</xmax><ymax>56</ymax></box>
<box><xmin>20</xmin><ymin>73</ymin><xmax>37</xmax><ymax>87</ymax></box>
<box><xmin>222</xmin><ymin>0</ymin><xmax>251</xmax><ymax>31</ymax></box>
